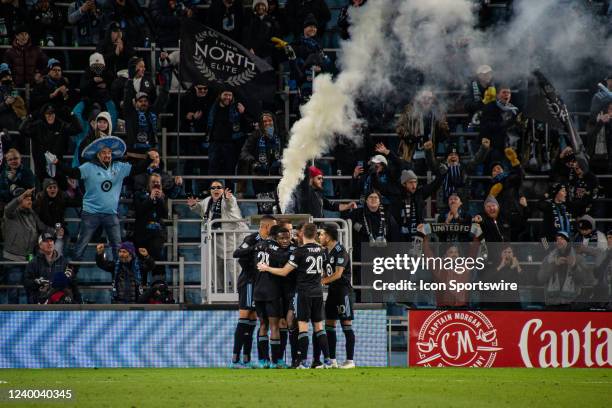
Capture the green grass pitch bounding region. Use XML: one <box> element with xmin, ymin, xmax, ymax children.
<box><xmin>0</xmin><ymin>368</ymin><xmax>609</xmax><ymax>407</ymax></box>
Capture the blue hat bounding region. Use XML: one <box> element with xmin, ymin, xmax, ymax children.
<box><xmin>556</xmin><ymin>230</ymin><xmax>570</xmax><ymax>242</ymax></box>
<box><xmin>81</xmin><ymin>136</ymin><xmax>126</xmax><ymax>160</ymax></box>
<box><xmin>0</xmin><ymin>63</ymin><xmax>11</xmax><ymax>77</ymax></box>
<box><xmin>47</xmin><ymin>58</ymin><xmax>61</xmax><ymax>71</ymax></box>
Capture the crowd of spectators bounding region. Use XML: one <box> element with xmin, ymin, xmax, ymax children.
<box><xmin>0</xmin><ymin>0</ymin><xmax>610</xmax><ymax>308</ymax></box>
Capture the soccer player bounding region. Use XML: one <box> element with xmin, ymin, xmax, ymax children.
<box><xmin>230</xmin><ymin>215</ymin><xmax>276</xmax><ymax>368</ymax></box>
<box><xmin>277</xmin><ymin>220</ymin><xmax>298</xmax><ymax>364</ymax></box>
<box><xmin>258</xmin><ymin>223</ymin><xmax>333</xmax><ymax>369</ymax></box>
<box><xmin>252</xmin><ymin>225</ymin><xmax>294</xmax><ymax>368</ymax></box>
<box><xmin>319</xmin><ymin>224</ymin><xmax>356</xmax><ymax>369</ymax></box>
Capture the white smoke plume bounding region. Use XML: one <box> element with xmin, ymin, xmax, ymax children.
<box><xmin>277</xmin><ymin>0</ymin><xmax>392</xmax><ymax>211</ymax></box>
<box><xmin>278</xmin><ymin>0</ymin><xmax>611</xmax><ymax>211</ymax></box>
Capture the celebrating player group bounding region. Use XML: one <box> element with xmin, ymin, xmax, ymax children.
<box><xmin>231</xmin><ymin>217</ymin><xmax>356</xmax><ymax>369</ymax></box>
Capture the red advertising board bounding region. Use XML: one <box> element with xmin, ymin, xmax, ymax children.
<box><xmin>408</xmin><ymin>310</ymin><xmax>612</xmax><ymax>368</ymax></box>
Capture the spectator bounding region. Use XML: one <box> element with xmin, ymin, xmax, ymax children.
<box><xmin>132</xmin><ymin>149</ymin><xmax>183</xmax><ymax>198</ymax></box>
<box><xmin>242</xmin><ymin>0</ymin><xmax>280</xmax><ymax>60</ymax></box>
<box><xmin>538</xmin><ymin>231</ymin><xmax>591</xmax><ymax>309</ymax></box>
<box><xmin>435</xmin><ymin>193</ymin><xmax>473</xmax><ymax>243</ymax></box>
<box><xmin>347</xmin><ymin>190</ymin><xmax>399</xmax><ymax>258</ymax></box>
<box><xmin>585</xmin><ymin>101</ymin><xmax>612</xmax><ymax>171</ymax></box>
<box><xmin>239</xmin><ymin>111</ymin><xmax>285</xmax><ymax>214</ymax></box>
<box><xmin>285</xmin><ymin>1</ymin><xmax>331</xmax><ymax>39</ymax></box>
<box><xmin>0</xmin><ymin>0</ymin><xmax>27</xmax><ymax>46</ymax></box>
<box><xmin>123</xmin><ymin>90</ymin><xmax>168</xmax><ymax>156</ymax></box>
<box><xmin>337</xmin><ymin>0</ymin><xmax>366</xmax><ymax>41</ymax></box>
<box><xmin>289</xmin><ymin>14</ymin><xmax>331</xmax><ymax>104</ymax></box>
<box><xmin>51</xmin><ymin>136</ymin><xmax>151</xmax><ymax>261</ymax></box>
<box><xmin>133</xmin><ymin>172</ymin><xmax>168</xmax><ymax>285</ymax></box>
<box><xmin>551</xmin><ymin>146</ymin><xmax>579</xmax><ymax>182</ymax></box>
<box><xmin>150</xmin><ymin>0</ymin><xmax>195</xmax><ymax>48</ymax></box>
<box><xmin>426</xmin><ymin>138</ymin><xmax>490</xmax><ymax>211</ymax></box>
<box><xmin>590</xmin><ymin>73</ymin><xmax>612</xmax><ymax>115</ymax></box>
<box><xmin>67</xmin><ymin>0</ymin><xmax>109</xmax><ymax>46</ymax></box>
<box><xmin>289</xmin><ymin>166</ymin><xmax>357</xmax><ymax>217</ymax></box>
<box><xmin>206</xmin><ymin>0</ymin><xmax>244</xmax><ymax>43</ymax></box>
<box><xmin>30</xmin><ymin>59</ymin><xmax>76</xmax><ymax>120</ymax></box>
<box><xmin>105</xmin><ymin>0</ymin><xmax>148</xmax><ymax>47</ymax></box>
<box><xmin>123</xmin><ymin>56</ymin><xmax>157</xmax><ymax>110</ymax></box>
<box><xmin>479</xmin><ymin>244</ymin><xmax>522</xmax><ymax>309</ymax></box>
<box><xmin>19</xmin><ymin>104</ymin><xmax>82</xmax><ymax>185</ymax></box>
<box><xmin>79</xmin><ymin>53</ymin><xmax>114</xmax><ymax>107</ymax></box>
<box><xmin>473</xmin><ymin>195</ymin><xmax>510</xmax><ymax>242</ymax></box>
<box><xmin>267</xmin><ymin>0</ymin><xmax>287</xmax><ymax>37</ymax></box>
<box><xmin>187</xmin><ymin>181</ymin><xmax>247</xmax><ymax>291</ymax></box>
<box><xmin>352</xmin><ymin>146</ymin><xmax>402</xmax><ymax>217</ymax></box>
<box><xmin>95</xmin><ymin>241</ymin><xmax>155</xmax><ymax>303</ymax></box>
<box><xmin>72</xmin><ymin>108</ymin><xmax>116</xmax><ymax>167</ymax></box>
<box><xmin>479</xmin><ymin>84</ymin><xmax>522</xmax><ymax>164</ymax></box>
<box><xmin>396</xmin><ymin>167</ymin><xmax>443</xmax><ymax>242</ymax></box>
<box><xmin>24</xmin><ymin>233</ymin><xmax>79</xmax><ymax>304</ymax></box>
<box><xmin>0</xmin><ymin>63</ymin><xmax>27</xmax><ymax>132</ymax></box>
<box><xmin>181</xmin><ymin>82</ymin><xmax>215</xmax><ymax>134</ymax></box>
<box><xmin>574</xmin><ymin>215</ymin><xmax>607</xmax><ymax>258</ymax></box>
<box><xmin>3</xmin><ymin>26</ymin><xmax>48</xmax><ymax>88</ymax></box>
<box><xmin>97</xmin><ymin>21</ymin><xmax>136</xmax><ymax>77</ymax></box>
<box><xmin>206</xmin><ymin>86</ymin><xmax>248</xmax><ymax>177</ymax></box>
<box><xmin>138</xmin><ymin>279</ymin><xmax>174</xmax><ymax>304</ymax></box>
<box><xmin>487</xmin><ymin>147</ymin><xmax>530</xmax><ymax>241</ymax></box>
<box><xmin>567</xmin><ymin>156</ymin><xmax>599</xmax><ymax>217</ymax></box>
<box><xmin>29</xmin><ymin>0</ymin><xmax>64</xmax><ymax>47</ymax></box>
<box><xmin>0</xmin><ymin>148</ymin><xmax>35</xmax><ymax>210</ymax></box>
<box><xmin>33</xmin><ymin>178</ymin><xmax>82</xmax><ymax>232</ymax></box>
<box><xmin>2</xmin><ymin>188</ymin><xmax>55</xmax><ymax>303</ymax></box>
<box><xmin>538</xmin><ymin>183</ymin><xmax>573</xmax><ymax>244</ymax></box>
<box><xmin>462</xmin><ymin>64</ymin><xmax>496</xmax><ymax>132</ymax></box>
<box><xmin>395</xmin><ymin>90</ymin><xmax>450</xmax><ymax>174</ymax></box>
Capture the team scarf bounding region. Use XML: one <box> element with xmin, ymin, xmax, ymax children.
<box><xmin>363</xmin><ymin>205</ymin><xmax>387</xmax><ymax>241</ymax></box>
<box><xmin>401</xmin><ymin>195</ymin><xmax>418</xmax><ymax>236</ymax></box>
<box><xmin>552</xmin><ymin>201</ymin><xmax>571</xmax><ymax>235</ymax></box>
<box><xmin>136</xmin><ymin>110</ymin><xmax>157</xmax><ymax>147</ymax></box>
<box><xmin>205</xmin><ymin>197</ymin><xmax>223</xmax><ymax>229</ymax></box>
<box><xmin>257</xmin><ymin>129</ymin><xmax>281</xmax><ymax>168</ymax></box>
<box><xmin>443</xmin><ymin>164</ymin><xmax>463</xmax><ymax>200</ymax></box>
<box><xmin>496</xmin><ymin>100</ymin><xmax>519</xmax><ymax>115</ymax></box>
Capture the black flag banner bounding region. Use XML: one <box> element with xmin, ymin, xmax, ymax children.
<box><xmin>180</xmin><ymin>19</ymin><xmax>275</xmax><ymax>112</ymax></box>
<box><xmin>524</xmin><ymin>70</ymin><xmax>585</xmax><ymax>154</ymax></box>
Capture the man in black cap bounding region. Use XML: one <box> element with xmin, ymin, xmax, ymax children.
<box><xmin>124</xmin><ymin>90</ymin><xmax>168</xmax><ymax>156</ymax></box>
<box><xmin>285</xmin><ymin>2</ymin><xmax>330</xmax><ymax>39</ymax></box>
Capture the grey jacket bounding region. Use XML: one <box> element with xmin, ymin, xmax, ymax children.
<box><xmin>2</xmin><ymin>196</ymin><xmax>53</xmax><ymax>261</ymax></box>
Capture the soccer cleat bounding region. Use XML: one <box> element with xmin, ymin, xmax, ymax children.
<box><xmin>311</xmin><ymin>360</ymin><xmax>324</xmax><ymax>369</ymax></box>
<box><xmin>339</xmin><ymin>360</ymin><xmax>355</xmax><ymax>369</ymax></box>
<box><xmin>229</xmin><ymin>361</ymin><xmax>244</xmax><ymax>369</ymax></box>
<box><xmin>274</xmin><ymin>360</ymin><xmax>289</xmax><ymax>369</ymax></box>
<box><xmin>296</xmin><ymin>363</ymin><xmax>309</xmax><ymax>369</ymax></box>
<box><xmin>268</xmin><ymin>362</ymin><xmax>277</xmax><ymax>369</ymax></box>
<box><xmin>257</xmin><ymin>359</ymin><xmax>271</xmax><ymax>369</ymax></box>
<box><xmin>323</xmin><ymin>358</ymin><xmax>334</xmax><ymax>369</ymax></box>
<box><xmin>330</xmin><ymin>359</ymin><xmax>338</xmax><ymax>368</ymax></box>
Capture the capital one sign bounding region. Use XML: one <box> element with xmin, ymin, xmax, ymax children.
<box><xmin>409</xmin><ymin>311</ymin><xmax>611</xmax><ymax>368</ymax></box>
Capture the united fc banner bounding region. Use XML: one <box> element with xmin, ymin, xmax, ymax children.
<box><xmin>408</xmin><ymin>310</ymin><xmax>612</xmax><ymax>368</ymax></box>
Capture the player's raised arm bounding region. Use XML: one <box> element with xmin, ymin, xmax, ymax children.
<box><xmin>257</xmin><ymin>262</ymin><xmax>295</xmax><ymax>277</ymax></box>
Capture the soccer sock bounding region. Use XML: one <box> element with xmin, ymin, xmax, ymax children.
<box><xmin>243</xmin><ymin>320</ymin><xmax>257</xmax><ymax>362</ymax></box>
<box><xmin>270</xmin><ymin>338</ymin><xmax>281</xmax><ymax>363</ymax></box>
<box><xmin>325</xmin><ymin>325</ymin><xmax>337</xmax><ymax>360</ymax></box>
<box><xmin>279</xmin><ymin>328</ymin><xmax>288</xmax><ymax>359</ymax></box>
<box><xmin>315</xmin><ymin>330</ymin><xmax>330</xmax><ymax>360</ymax></box>
<box><xmin>312</xmin><ymin>332</ymin><xmax>321</xmax><ymax>363</ymax></box>
<box><xmin>232</xmin><ymin>319</ymin><xmax>249</xmax><ymax>362</ymax></box>
<box><xmin>342</xmin><ymin>325</ymin><xmax>355</xmax><ymax>361</ymax></box>
<box><xmin>257</xmin><ymin>335</ymin><xmax>270</xmax><ymax>361</ymax></box>
<box><xmin>289</xmin><ymin>328</ymin><xmax>299</xmax><ymax>364</ymax></box>
<box><xmin>297</xmin><ymin>332</ymin><xmax>309</xmax><ymax>364</ymax></box>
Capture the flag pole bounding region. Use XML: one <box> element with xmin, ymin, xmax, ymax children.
<box><xmin>176</xmin><ymin>38</ymin><xmax>182</xmax><ymax>175</ymax></box>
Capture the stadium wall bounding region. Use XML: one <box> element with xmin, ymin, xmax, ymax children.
<box><xmin>0</xmin><ymin>309</ymin><xmax>387</xmax><ymax>368</ymax></box>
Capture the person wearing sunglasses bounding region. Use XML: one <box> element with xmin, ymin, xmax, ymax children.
<box><xmin>187</xmin><ymin>180</ymin><xmax>247</xmax><ymax>292</ymax></box>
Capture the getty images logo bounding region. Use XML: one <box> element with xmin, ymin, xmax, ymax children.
<box><xmin>415</xmin><ymin>311</ymin><xmax>502</xmax><ymax>367</ymax></box>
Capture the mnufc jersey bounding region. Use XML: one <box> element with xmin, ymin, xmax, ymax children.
<box><xmin>327</xmin><ymin>242</ymin><xmax>351</xmax><ymax>290</ymax></box>
<box><xmin>253</xmin><ymin>239</ymin><xmax>291</xmax><ymax>301</ymax></box>
<box><xmin>234</xmin><ymin>232</ymin><xmax>263</xmax><ymax>287</ymax></box>
<box><xmin>288</xmin><ymin>243</ymin><xmax>329</xmax><ymax>297</ymax></box>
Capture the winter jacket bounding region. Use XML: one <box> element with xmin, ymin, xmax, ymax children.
<box><xmin>19</xmin><ymin>112</ymin><xmax>82</xmax><ymax>181</ymax></box>
<box><xmin>150</xmin><ymin>0</ymin><xmax>182</xmax><ymax>48</ymax></box>
<box><xmin>123</xmin><ymin>87</ymin><xmax>168</xmax><ymax>154</ymax></box>
<box><xmin>285</xmin><ymin>0</ymin><xmax>331</xmax><ymax>38</ymax></box>
<box><xmin>67</xmin><ymin>0</ymin><xmax>110</xmax><ymax>45</ymax></box>
<box><xmin>242</xmin><ymin>12</ymin><xmax>279</xmax><ymax>59</ymax></box>
<box><xmin>0</xmin><ymin>164</ymin><xmax>36</xmax><ymax>203</ymax></box>
<box><xmin>96</xmin><ymin>30</ymin><xmax>136</xmax><ymax>76</ymax></box>
<box><xmin>2</xmin><ymin>195</ymin><xmax>53</xmax><ymax>261</ymax></box>
<box><xmin>3</xmin><ymin>39</ymin><xmax>48</xmax><ymax>87</ymax></box>
<box><xmin>33</xmin><ymin>190</ymin><xmax>82</xmax><ymax>229</ymax></box>
<box><xmin>96</xmin><ymin>252</ymin><xmax>155</xmax><ymax>303</ymax></box>
<box><xmin>24</xmin><ymin>250</ymin><xmax>70</xmax><ymax>304</ymax></box>
<box><xmin>396</xmin><ymin>175</ymin><xmax>444</xmax><ymax>241</ymax></box>
<box><xmin>79</xmin><ymin>66</ymin><xmax>114</xmax><ymax>104</ymax></box>
<box><xmin>71</xmin><ymin>101</ymin><xmax>118</xmax><ymax>167</ymax></box>
<box><xmin>134</xmin><ymin>190</ymin><xmax>168</xmax><ymax>239</ymax></box>
<box><xmin>180</xmin><ymin>87</ymin><xmax>216</xmax><ymax>133</ymax></box>
<box><xmin>30</xmin><ymin>75</ymin><xmax>75</xmax><ymax>119</ymax></box>
<box><xmin>538</xmin><ymin>246</ymin><xmax>592</xmax><ymax>306</ymax></box>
